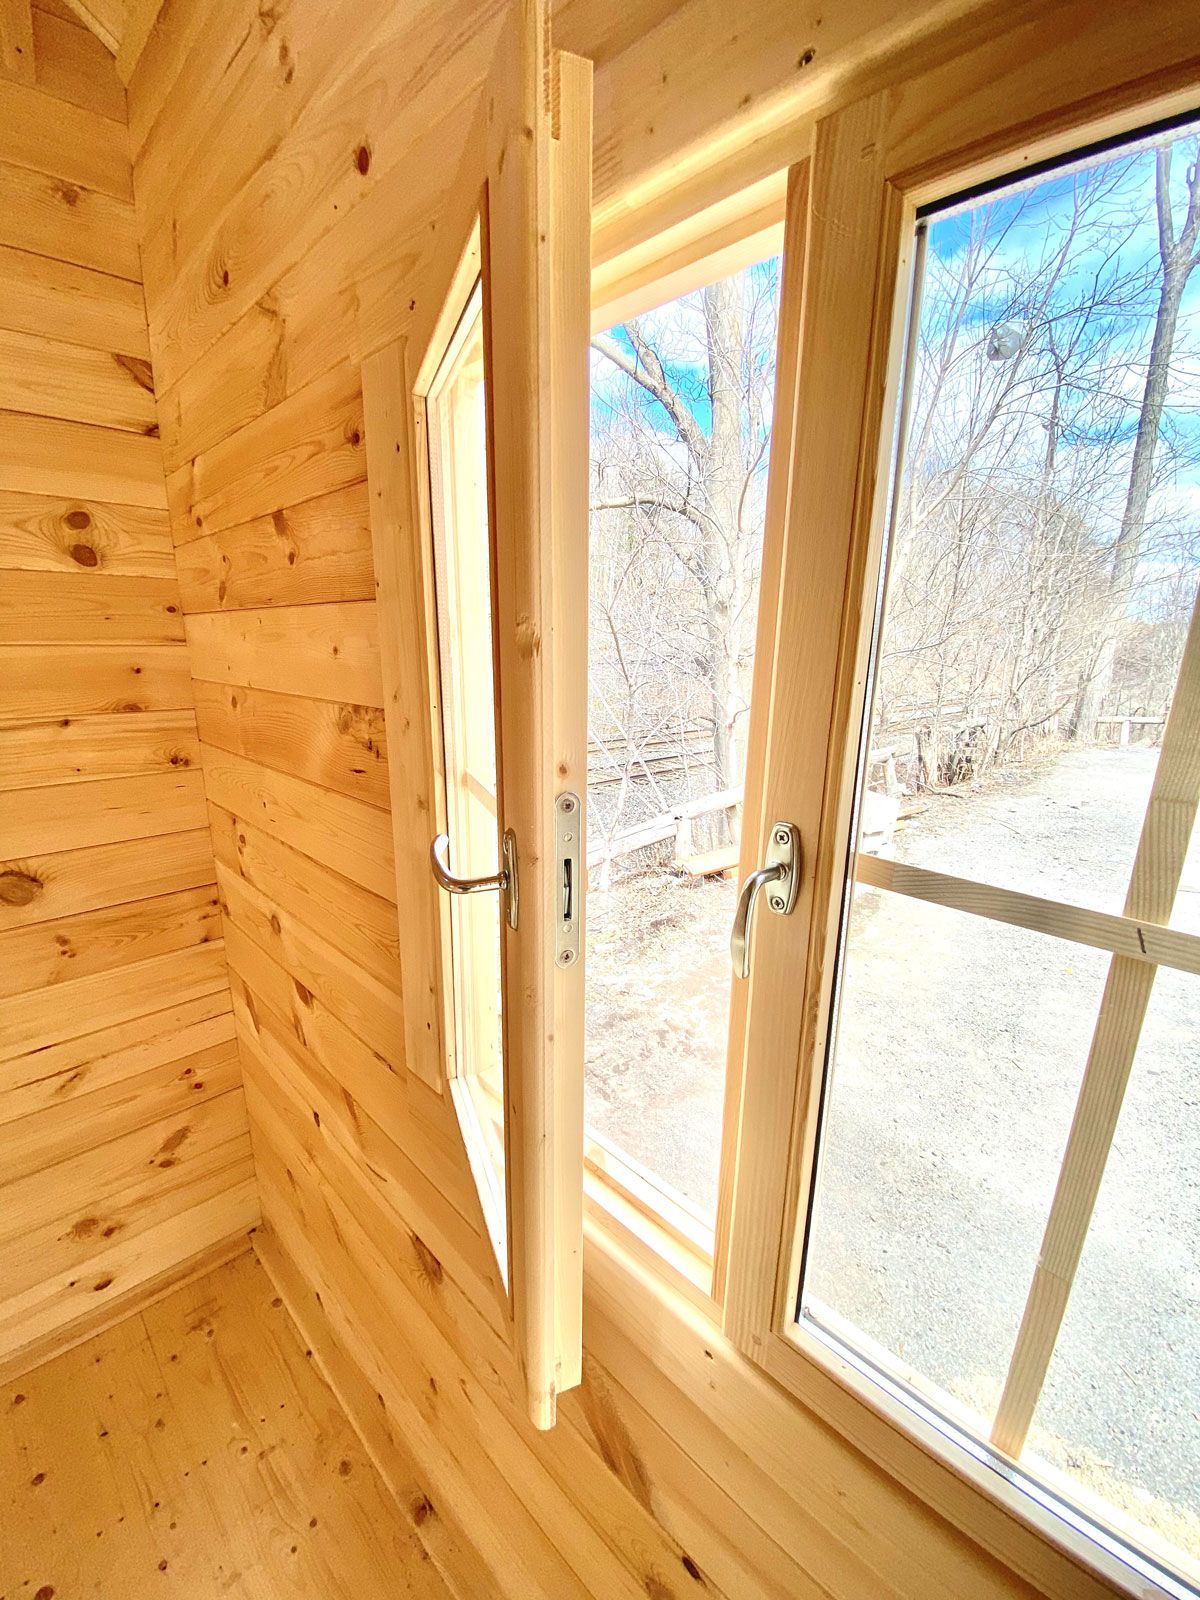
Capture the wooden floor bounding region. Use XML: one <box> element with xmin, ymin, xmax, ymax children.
<box><xmin>0</xmin><ymin>1247</ymin><xmax>453</xmax><ymax>1599</ymax></box>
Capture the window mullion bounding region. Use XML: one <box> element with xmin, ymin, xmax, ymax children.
<box><xmin>990</xmin><ymin>581</ymin><xmax>1200</xmax><ymax>1459</ymax></box>
<box><xmin>854</xmin><ymin>853</ymin><xmax>1200</xmax><ymax>978</ymax></box>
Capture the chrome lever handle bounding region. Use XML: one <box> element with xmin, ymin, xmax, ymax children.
<box><xmin>430</xmin><ymin>830</ymin><xmax>519</xmax><ymax>929</ymax></box>
<box><xmin>730</xmin><ymin>821</ymin><xmax>800</xmax><ymax>979</ymax></box>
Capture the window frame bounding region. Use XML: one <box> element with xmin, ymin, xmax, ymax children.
<box><xmin>581</xmin><ymin>200</ymin><xmax>789</xmax><ymax>1306</ymax></box>
<box><xmin>362</xmin><ymin>18</ymin><xmax>593</xmax><ymax>1431</ymax></box>
<box><xmin>715</xmin><ymin>53</ymin><xmax>1200</xmax><ymax>1600</ymax></box>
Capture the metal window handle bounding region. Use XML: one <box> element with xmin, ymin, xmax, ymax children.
<box><xmin>430</xmin><ymin>829</ymin><xmax>519</xmax><ymax>930</ymax></box>
<box><xmin>730</xmin><ymin>821</ymin><xmax>800</xmax><ymax>979</ymax></box>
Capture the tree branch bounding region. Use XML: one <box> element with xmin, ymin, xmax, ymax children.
<box><xmin>592</xmin><ymin>328</ymin><xmax>708</xmax><ymax>467</ymax></box>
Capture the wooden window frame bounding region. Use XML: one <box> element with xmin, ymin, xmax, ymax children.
<box><xmin>581</xmin><ymin>201</ymin><xmax>788</xmax><ymax>1308</ymax></box>
<box><xmin>716</xmin><ymin>26</ymin><xmax>1200</xmax><ymax>1600</ymax></box>
<box><xmin>364</xmin><ymin>12</ymin><xmax>593</xmax><ymax>1430</ymax></box>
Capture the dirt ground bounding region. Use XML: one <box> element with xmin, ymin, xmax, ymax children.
<box><xmin>584</xmin><ymin>745</ymin><xmax>1199</xmax><ymax>1568</ymax></box>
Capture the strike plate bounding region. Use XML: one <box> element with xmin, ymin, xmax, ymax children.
<box><xmin>555</xmin><ymin>792</ymin><xmax>582</xmax><ymax>968</ymax></box>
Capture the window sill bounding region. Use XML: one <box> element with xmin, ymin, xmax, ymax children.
<box><xmin>583</xmin><ymin>1133</ymin><xmax>716</xmax><ymax>1314</ymax></box>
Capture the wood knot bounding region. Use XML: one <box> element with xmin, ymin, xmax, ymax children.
<box><xmin>0</xmin><ymin>868</ymin><xmax>43</xmax><ymax>906</ymax></box>
<box><xmin>70</xmin><ymin>542</ymin><xmax>99</xmax><ymax>567</ymax></box>
<box><xmin>411</xmin><ymin>1494</ymin><xmax>435</xmax><ymax>1525</ymax></box>
<box><xmin>64</xmin><ymin>508</ymin><xmax>91</xmax><ymax>530</ymax></box>
<box><xmin>114</xmin><ymin>353</ymin><xmax>154</xmax><ymax>392</ymax></box>
<box><xmin>411</xmin><ymin>1234</ymin><xmax>444</xmax><ymax>1285</ymax></box>
<box><xmin>355</xmin><ymin>143</ymin><xmax>371</xmax><ymax>175</ymax></box>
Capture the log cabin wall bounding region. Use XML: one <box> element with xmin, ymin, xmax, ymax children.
<box><xmin>0</xmin><ymin>2</ymin><xmax>256</xmax><ymax>1379</ymax></box>
<box><xmin>124</xmin><ymin>1</ymin><xmax>1125</xmax><ymax>1596</ymax></box>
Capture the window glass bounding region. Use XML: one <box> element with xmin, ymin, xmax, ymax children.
<box><xmin>426</xmin><ymin>287</ymin><xmax>507</xmax><ymax>1274</ymax></box>
<box><xmin>585</xmin><ymin>258</ymin><xmax>781</xmax><ymax>1228</ymax></box>
<box><xmin>799</xmin><ymin>118</ymin><xmax>1200</xmax><ymax>1592</ymax></box>
<box><xmin>804</xmin><ymin>892</ymin><xmax>1109</xmax><ymax>1433</ymax></box>
<box><xmin>863</xmin><ymin>146</ymin><xmax>1200</xmax><ymax>914</ymax></box>
<box><xmin>1029</xmin><ymin>965</ymin><xmax>1200</xmax><ymax>1583</ymax></box>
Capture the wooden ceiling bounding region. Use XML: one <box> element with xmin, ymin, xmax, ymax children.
<box><xmin>0</xmin><ymin>0</ymin><xmax>162</xmax><ymax>84</ymax></box>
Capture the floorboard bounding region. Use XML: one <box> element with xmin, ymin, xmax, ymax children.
<box><xmin>0</xmin><ymin>1246</ymin><xmax>455</xmax><ymax>1599</ymax></box>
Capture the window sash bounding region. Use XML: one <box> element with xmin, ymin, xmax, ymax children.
<box><xmin>717</xmin><ymin>28</ymin><xmax>1200</xmax><ymax>1600</ymax></box>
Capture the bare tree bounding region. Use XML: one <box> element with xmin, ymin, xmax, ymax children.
<box><xmin>590</xmin><ymin>266</ymin><xmax>778</xmax><ymax>838</ymax></box>
<box><xmin>1071</xmin><ymin>137</ymin><xmax>1200</xmax><ymax>738</ymax></box>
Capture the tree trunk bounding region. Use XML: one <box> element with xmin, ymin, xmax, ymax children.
<box><xmin>1071</xmin><ymin>142</ymin><xmax>1200</xmax><ymax>741</ymax></box>
<box><xmin>701</xmin><ymin>275</ymin><xmax>746</xmax><ymax>796</ymax></box>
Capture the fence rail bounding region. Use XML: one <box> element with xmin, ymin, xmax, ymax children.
<box><xmin>586</xmin><ymin>785</ymin><xmax>743</xmax><ymax>871</ymax></box>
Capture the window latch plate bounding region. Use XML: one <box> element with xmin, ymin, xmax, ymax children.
<box><xmin>555</xmin><ymin>792</ymin><xmax>582</xmax><ymax>968</ymax></box>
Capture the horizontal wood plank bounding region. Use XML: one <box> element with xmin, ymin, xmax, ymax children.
<box><xmin>185</xmin><ymin>600</ymin><xmax>383</xmax><ymax>705</ymax></box>
<box><xmin>193</xmin><ymin>679</ymin><xmax>388</xmax><ymax>808</ymax></box>
<box><xmin>0</xmin><ymin>411</ymin><xmax>168</xmax><ymax>508</ymax></box>
<box><xmin>219</xmin><ymin>863</ymin><xmax>402</xmax><ymax>1068</ymax></box>
<box><xmin>0</xmin><ymin>938</ymin><xmax>230</xmax><ymax>1061</ymax></box>
<box><xmin>0</xmin><ymin>570</ymin><xmax>183</xmax><ymax>642</ymax></box>
<box><xmin>0</xmin><ymin>76</ymin><xmax>131</xmax><ymax>198</ymax></box>
<box><xmin>0</xmin><ymin>243</ymin><xmax>149</xmax><ymax>357</ymax></box>
<box><xmin>0</xmin><ymin>0</ymin><xmax>34</xmax><ymax>82</ymax></box>
<box><xmin>0</xmin><ymin>487</ymin><xmax>172</xmax><ymax>574</ymax></box>
<box><xmin>0</xmin><ymin>826</ymin><xmax>216</xmax><ymax>929</ymax></box>
<box><xmin>0</xmin><ymin>882</ymin><xmax>219</xmax><ymax>998</ymax></box>
<box><xmin>208</xmin><ymin>803</ymin><xmax>399</xmax><ymax>988</ymax></box>
<box><xmin>0</xmin><ymin>1136</ymin><xmax>252</xmax><ymax>1314</ymax></box>
<box><xmin>0</xmin><ymin>1173</ymin><xmax>259</xmax><ymax>1371</ymax></box>
<box><xmin>1</xmin><ymin>1037</ymin><xmax>241</xmax><ymax>1187</ymax></box>
<box><xmin>240</xmin><ymin>994</ymin><xmax>487</xmax><ymax>1294</ymax></box>
<box><xmin>0</xmin><ymin>996</ymin><xmax>234</xmax><ymax>1125</ymax></box>
<box><xmin>0</xmin><ymin>643</ymin><xmax>193</xmax><ymax>719</ymax></box>
<box><xmin>0</xmin><ymin>768</ymin><xmax>208</xmax><ymax>855</ymax></box>
<box><xmin>174</xmin><ymin>481</ymin><xmax>375</xmax><ymax>611</ymax></box>
<box><xmin>31</xmin><ymin>4</ymin><xmax>126</xmax><ymax>119</ymax></box>
<box><xmin>0</xmin><ymin>325</ymin><xmax>155</xmax><ymax>432</ymax></box>
<box><xmin>199</xmin><ymin>746</ymin><xmax>395</xmax><ymax>899</ymax></box>
<box><xmin>0</xmin><ymin>708</ymin><xmax>197</xmax><ymax>790</ymax></box>
<box><xmin>141</xmin><ymin>5</ymin><xmax>497</xmax><ymax>395</ymax></box>
<box><xmin>0</xmin><ymin>158</ymin><xmax>139</xmax><ymax>279</ymax></box>
<box><xmin>176</xmin><ymin>361</ymin><xmax>365</xmax><ymax>541</ymax></box>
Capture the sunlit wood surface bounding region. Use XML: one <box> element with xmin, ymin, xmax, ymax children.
<box><xmin>0</xmin><ymin>1249</ymin><xmax>453</xmax><ymax>1599</ymax></box>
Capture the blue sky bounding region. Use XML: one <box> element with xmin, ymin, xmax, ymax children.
<box><xmin>923</xmin><ymin>128</ymin><xmax>1200</xmax><ymax>534</ymax></box>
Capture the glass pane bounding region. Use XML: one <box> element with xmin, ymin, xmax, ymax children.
<box><xmin>1027</xmin><ymin>966</ymin><xmax>1200</xmax><ymax>1584</ymax></box>
<box><xmin>865</xmin><ymin>148</ymin><xmax>1200</xmax><ymax>915</ymax></box>
<box><xmin>427</xmin><ymin>287</ymin><xmax>506</xmax><ymax>1273</ymax></box>
<box><xmin>803</xmin><ymin>889</ymin><xmax>1109</xmax><ymax>1431</ymax></box>
<box><xmin>584</xmin><ymin>258</ymin><xmax>782</xmax><ymax>1226</ymax></box>
<box><xmin>800</xmin><ymin>115</ymin><xmax>1200</xmax><ymax>1592</ymax></box>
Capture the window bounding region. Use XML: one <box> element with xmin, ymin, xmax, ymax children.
<box><xmin>798</xmin><ymin>126</ymin><xmax>1200</xmax><ymax>1591</ymax></box>
<box><xmin>717</xmin><ymin>95</ymin><xmax>1200</xmax><ymax>1600</ymax></box>
<box><xmin>584</xmin><ymin>259</ymin><xmax>783</xmax><ymax>1251</ymax></box>
<box><xmin>426</xmin><ymin>284</ymin><xmax>508</xmax><ymax>1276</ymax></box>
<box><xmin>363</xmin><ymin>14</ymin><xmax>592</xmax><ymax>1430</ymax></box>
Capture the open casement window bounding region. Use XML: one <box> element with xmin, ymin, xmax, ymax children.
<box><xmin>720</xmin><ymin>59</ymin><xmax>1200</xmax><ymax>1600</ymax></box>
<box><xmin>582</xmin><ymin>212</ymin><xmax>788</xmax><ymax>1301</ymax></box>
<box><xmin>362</xmin><ymin>3</ymin><xmax>591</xmax><ymax>1431</ymax></box>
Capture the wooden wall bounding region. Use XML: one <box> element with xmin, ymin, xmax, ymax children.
<box><xmin>0</xmin><ymin>1</ymin><xmax>257</xmax><ymax>1378</ymax></box>
<box><xmin>124</xmin><ymin>1</ymin><xmax>1115</xmax><ymax>1597</ymax></box>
